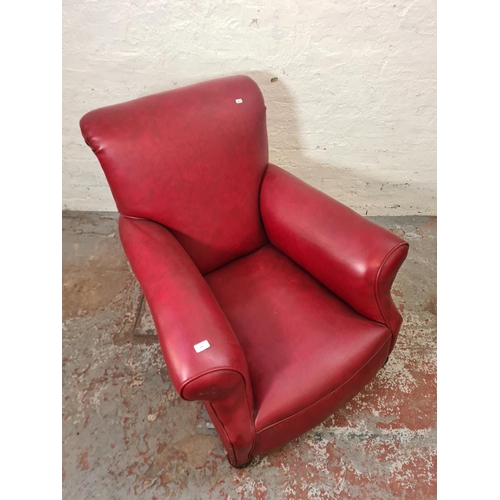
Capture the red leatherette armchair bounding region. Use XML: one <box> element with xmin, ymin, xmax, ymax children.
<box><xmin>80</xmin><ymin>75</ymin><xmax>409</xmax><ymax>467</ymax></box>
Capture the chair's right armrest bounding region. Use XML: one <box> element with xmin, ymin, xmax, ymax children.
<box><xmin>119</xmin><ymin>216</ymin><xmax>255</xmax><ymax>465</ymax></box>
<box><xmin>260</xmin><ymin>164</ymin><xmax>409</xmax><ymax>352</ymax></box>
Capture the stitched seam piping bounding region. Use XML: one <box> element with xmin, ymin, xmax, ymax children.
<box><xmin>179</xmin><ymin>366</ymin><xmax>244</xmax><ymax>399</ymax></box>
<box><xmin>255</xmin><ymin>336</ymin><xmax>391</xmax><ymax>435</ymax></box>
<box><xmin>374</xmin><ymin>242</ymin><xmax>409</xmax><ymax>338</ymax></box>
<box><xmin>208</xmin><ymin>402</ymin><xmax>237</xmax><ymax>464</ymax></box>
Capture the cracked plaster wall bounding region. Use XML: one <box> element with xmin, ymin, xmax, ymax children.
<box><xmin>63</xmin><ymin>0</ymin><xmax>436</xmax><ymax>216</ymax></box>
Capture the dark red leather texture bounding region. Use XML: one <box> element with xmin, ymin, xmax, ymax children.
<box><xmin>260</xmin><ymin>164</ymin><xmax>409</xmax><ymax>352</ymax></box>
<box><xmin>80</xmin><ymin>75</ymin><xmax>269</xmax><ymax>274</ymax></box>
<box><xmin>205</xmin><ymin>244</ymin><xmax>392</xmax><ymax>434</ymax></box>
<box><xmin>252</xmin><ymin>335</ymin><xmax>390</xmax><ymax>457</ymax></box>
<box><xmin>118</xmin><ymin>216</ymin><xmax>255</xmax><ymax>465</ymax></box>
<box><xmin>80</xmin><ymin>75</ymin><xmax>409</xmax><ymax>467</ymax></box>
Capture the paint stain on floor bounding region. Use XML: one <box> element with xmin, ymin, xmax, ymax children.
<box><xmin>62</xmin><ymin>212</ymin><xmax>436</xmax><ymax>499</ymax></box>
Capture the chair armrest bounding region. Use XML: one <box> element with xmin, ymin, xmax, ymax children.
<box><xmin>119</xmin><ymin>216</ymin><xmax>251</xmax><ymax>401</ymax></box>
<box><xmin>260</xmin><ymin>164</ymin><xmax>409</xmax><ymax>352</ymax></box>
<box><xmin>118</xmin><ymin>216</ymin><xmax>255</xmax><ymax>465</ymax></box>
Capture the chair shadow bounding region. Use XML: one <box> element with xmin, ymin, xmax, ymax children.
<box><xmin>234</xmin><ymin>69</ymin><xmax>429</xmax><ymax>217</ymax></box>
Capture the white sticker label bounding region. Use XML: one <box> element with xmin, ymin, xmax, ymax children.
<box><xmin>235</xmin><ymin>98</ymin><xmax>243</xmax><ymax>104</ymax></box>
<box><xmin>194</xmin><ymin>340</ymin><xmax>210</xmax><ymax>353</ymax></box>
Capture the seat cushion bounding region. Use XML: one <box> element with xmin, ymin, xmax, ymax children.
<box><xmin>204</xmin><ymin>244</ymin><xmax>392</xmax><ymax>433</ymax></box>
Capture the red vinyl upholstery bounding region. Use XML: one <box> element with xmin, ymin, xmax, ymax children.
<box><xmin>80</xmin><ymin>75</ymin><xmax>409</xmax><ymax>467</ymax></box>
<box><xmin>80</xmin><ymin>75</ymin><xmax>268</xmax><ymax>274</ymax></box>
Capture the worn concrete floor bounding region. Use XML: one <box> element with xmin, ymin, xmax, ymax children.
<box><xmin>62</xmin><ymin>212</ymin><xmax>436</xmax><ymax>500</ymax></box>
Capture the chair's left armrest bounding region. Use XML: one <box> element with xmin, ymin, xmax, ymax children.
<box><xmin>260</xmin><ymin>164</ymin><xmax>409</xmax><ymax>353</ymax></box>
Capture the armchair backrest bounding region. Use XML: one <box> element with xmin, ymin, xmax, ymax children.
<box><xmin>80</xmin><ymin>75</ymin><xmax>269</xmax><ymax>274</ymax></box>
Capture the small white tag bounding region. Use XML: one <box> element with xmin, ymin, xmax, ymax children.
<box><xmin>194</xmin><ymin>340</ymin><xmax>210</xmax><ymax>353</ymax></box>
<box><xmin>235</xmin><ymin>98</ymin><xmax>243</xmax><ymax>104</ymax></box>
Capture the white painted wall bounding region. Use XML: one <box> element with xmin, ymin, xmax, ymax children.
<box><xmin>63</xmin><ymin>0</ymin><xmax>436</xmax><ymax>216</ymax></box>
